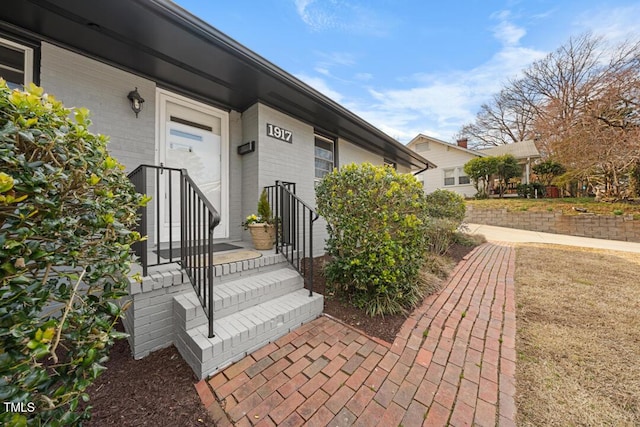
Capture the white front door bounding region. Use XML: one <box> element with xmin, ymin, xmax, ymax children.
<box><xmin>157</xmin><ymin>90</ymin><xmax>229</xmax><ymax>241</ymax></box>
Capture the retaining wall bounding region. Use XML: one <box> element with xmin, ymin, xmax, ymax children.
<box><xmin>465</xmin><ymin>206</ymin><xmax>640</xmax><ymax>242</ymax></box>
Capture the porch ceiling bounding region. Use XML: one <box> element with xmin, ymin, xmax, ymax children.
<box><xmin>1</xmin><ymin>0</ymin><xmax>435</xmax><ymax>170</ymax></box>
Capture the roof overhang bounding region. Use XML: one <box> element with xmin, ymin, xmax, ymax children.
<box><xmin>0</xmin><ymin>0</ymin><xmax>435</xmax><ymax>170</ymax></box>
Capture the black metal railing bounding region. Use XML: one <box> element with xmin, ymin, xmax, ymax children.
<box><xmin>264</xmin><ymin>181</ymin><xmax>296</xmax><ymax>216</ymax></box>
<box><xmin>270</xmin><ymin>181</ymin><xmax>319</xmax><ymax>296</ymax></box>
<box><xmin>128</xmin><ymin>164</ymin><xmax>220</xmax><ymax>338</ymax></box>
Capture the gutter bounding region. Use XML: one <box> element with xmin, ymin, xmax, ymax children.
<box><xmin>413</xmin><ymin>163</ymin><xmax>435</xmax><ymax>176</ymax></box>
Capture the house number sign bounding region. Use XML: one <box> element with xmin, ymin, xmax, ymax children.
<box><xmin>266</xmin><ymin>123</ymin><xmax>293</xmax><ymax>143</ymax></box>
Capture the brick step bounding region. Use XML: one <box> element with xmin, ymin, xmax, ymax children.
<box><xmin>173</xmin><ymin>267</ymin><xmax>303</xmax><ymax>330</ymax></box>
<box><xmin>212</xmin><ymin>251</ymin><xmax>290</xmax><ymax>283</ymax></box>
<box><xmin>175</xmin><ymin>288</ymin><xmax>323</xmax><ymax>379</ymax></box>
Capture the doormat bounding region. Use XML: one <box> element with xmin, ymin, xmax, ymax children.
<box><xmin>154</xmin><ymin>243</ymin><xmax>241</xmax><ymax>259</ymax></box>
<box><xmin>182</xmin><ymin>250</ymin><xmax>262</xmax><ymax>266</ymax></box>
<box><xmin>211</xmin><ymin>250</ymin><xmax>262</xmax><ymax>265</ymax></box>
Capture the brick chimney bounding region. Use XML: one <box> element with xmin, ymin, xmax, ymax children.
<box><xmin>456</xmin><ymin>138</ymin><xmax>468</xmax><ymax>149</ymax></box>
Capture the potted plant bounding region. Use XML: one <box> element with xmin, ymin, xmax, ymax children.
<box><xmin>243</xmin><ymin>189</ymin><xmax>276</xmax><ymax>250</ymax></box>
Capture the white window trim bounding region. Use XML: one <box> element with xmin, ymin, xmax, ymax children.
<box><xmin>314</xmin><ymin>134</ymin><xmax>335</xmax><ymax>183</ymax></box>
<box><xmin>443</xmin><ymin>166</ymin><xmax>472</xmax><ymax>187</ymax></box>
<box><xmin>0</xmin><ymin>37</ymin><xmax>33</xmax><ymax>87</ymax></box>
<box><xmin>443</xmin><ymin>168</ymin><xmax>455</xmax><ymax>186</ymax></box>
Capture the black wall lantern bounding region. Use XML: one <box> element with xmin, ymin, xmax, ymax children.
<box><xmin>127</xmin><ymin>87</ymin><xmax>145</xmax><ymax>118</ymax></box>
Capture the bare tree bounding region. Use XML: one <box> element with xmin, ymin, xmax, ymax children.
<box><xmin>459</xmin><ymin>84</ymin><xmax>536</xmax><ymax>148</ymax></box>
<box><xmin>459</xmin><ymin>32</ymin><xmax>640</xmax><ymax>198</ymax></box>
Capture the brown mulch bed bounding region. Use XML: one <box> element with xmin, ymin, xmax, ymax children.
<box><xmin>83</xmin><ymin>242</ymin><xmax>476</xmax><ymax>425</ymax></box>
<box><xmin>83</xmin><ymin>333</ymin><xmax>214</xmax><ymax>426</ymax></box>
<box><xmin>310</xmin><ymin>242</ymin><xmax>475</xmax><ymax>343</ymax></box>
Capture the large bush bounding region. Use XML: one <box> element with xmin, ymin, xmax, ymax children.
<box><xmin>316</xmin><ymin>163</ymin><xmax>430</xmax><ymax>316</ymax></box>
<box><xmin>424</xmin><ymin>189</ymin><xmax>466</xmax><ymax>224</ymax></box>
<box><xmin>0</xmin><ymin>81</ymin><xmax>145</xmax><ymax>425</ymax></box>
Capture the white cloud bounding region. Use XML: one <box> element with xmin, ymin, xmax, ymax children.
<box><xmin>343</xmin><ymin>8</ymin><xmax>550</xmax><ymax>143</ymax></box>
<box><xmin>294</xmin><ymin>73</ymin><xmax>345</xmax><ymax>103</ymax></box>
<box><xmin>293</xmin><ymin>0</ymin><xmax>394</xmax><ymax>36</ymax></box>
<box><xmin>574</xmin><ymin>4</ymin><xmax>640</xmax><ymax>44</ymax></box>
<box><xmin>292</xmin><ymin>4</ymin><xmax>637</xmax><ymax>144</ymax></box>
<box><xmin>354</xmin><ymin>72</ymin><xmax>373</xmax><ymax>81</ymax></box>
<box><xmin>316</xmin><ymin>51</ymin><xmax>357</xmax><ymax>67</ymax></box>
<box><xmin>293</xmin><ymin>8</ymin><xmax>547</xmax><ymax>143</ymax></box>
<box><xmin>347</xmin><ymin>39</ymin><xmax>546</xmax><ymax>142</ymax></box>
<box><xmin>491</xmin><ymin>10</ymin><xmax>526</xmax><ymax>46</ymax></box>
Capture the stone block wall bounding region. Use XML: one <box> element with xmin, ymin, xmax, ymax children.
<box><xmin>465</xmin><ymin>206</ymin><xmax>640</xmax><ymax>242</ymax></box>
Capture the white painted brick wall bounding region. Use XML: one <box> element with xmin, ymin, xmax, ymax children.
<box><xmin>257</xmin><ymin>104</ymin><xmax>315</xmax><ymax>203</ymax></box>
<box><xmin>339</xmin><ymin>138</ymin><xmax>384</xmax><ymax>166</ymax></box>
<box><xmin>241</xmin><ymin>104</ymin><xmax>259</xmax><ymax>242</ymax></box>
<box><xmin>123</xmin><ymin>269</ymin><xmax>192</xmax><ymax>359</ymax></box>
<box><xmin>40</xmin><ymin>43</ymin><xmax>156</xmax><ymax>173</ymax></box>
<box><xmin>229</xmin><ymin>110</ymin><xmax>243</xmax><ymax>240</ymax></box>
<box><xmin>255</xmin><ymin>104</ymin><xmax>326</xmax><ymax>255</ymax></box>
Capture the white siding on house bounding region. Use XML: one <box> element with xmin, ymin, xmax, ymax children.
<box><xmin>413</xmin><ymin>139</ymin><xmax>478</xmax><ymax>198</ymax></box>
<box><xmin>40</xmin><ymin>43</ymin><xmax>156</xmax><ymax>173</ymax></box>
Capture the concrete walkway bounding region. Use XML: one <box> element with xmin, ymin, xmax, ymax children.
<box><xmin>196</xmin><ymin>243</ymin><xmax>517</xmax><ymax>426</ymax></box>
<box><xmin>467</xmin><ymin>223</ymin><xmax>640</xmax><ymax>253</ymax></box>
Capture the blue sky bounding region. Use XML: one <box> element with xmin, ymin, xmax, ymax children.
<box><xmin>174</xmin><ymin>0</ymin><xmax>640</xmax><ymax>144</ymax></box>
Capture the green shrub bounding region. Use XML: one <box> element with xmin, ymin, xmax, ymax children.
<box><xmin>257</xmin><ymin>188</ymin><xmax>272</xmax><ymax>221</ymax></box>
<box><xmin>516</xmin><ymin>183</ymin><xmax>546</xmax><ymax>198</ymax></box>
<box><xmin>424</xmin><ymin>189</ymin><xmax>466</xmax><ymax>225</ymax></box>
<box><xmin>316</xmin><ymin>163</ymin><xmax>430</xmax><ymax>316</ymax></box>
<box><xmin>532</xmin><ymin>160</ymin><xmax>566</xmax><ymax>186</ymax></box>
<box><xmin>0</xmin><ymin>82</ymin><xmax>145</xmax><ymax>425</ymax></box>
<box><xmin>494</xmin><ymin>155</ymin><xmax>521</xmax><ymax>198</ymax></box>
<box><xmin>464</xmin><ymin>156</ymin><xmax>497</xmax><ymax>198</ymax></box>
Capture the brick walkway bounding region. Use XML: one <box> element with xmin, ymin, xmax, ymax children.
<box><xmin>196</xmin><ymin>243</ymin><xmax>517</xmax><ymax>426</ymax></box>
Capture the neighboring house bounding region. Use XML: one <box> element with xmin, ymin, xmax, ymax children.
<box><xmin>408</xmin><ymin>134</ymin><xmax>540</xmax><ymax>198</ymax></box>
<box><xmin>1</xmin><ymin>1</ymin><xmax>435</xmax><ymax>378</ymax></box>
<box><xmin>407</xmin><ymin>134</ymin><xmax>479</xmax><ymax>198</ymax></box>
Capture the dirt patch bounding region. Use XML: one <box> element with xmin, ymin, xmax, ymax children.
<box><xmin>515</xmin><ymin>244</ymin><xmax>640</xmax><ymax>426</ymax></box>
<box><xmin>83</xmin><ymin>330</ymin><xmax>214</xmax><ymax>427</ymax></box>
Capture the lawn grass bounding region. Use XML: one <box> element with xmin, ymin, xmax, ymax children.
<box><xmin>515</xmin><ymin>244</ymin><xmax>640</xmax><ymax>426</ymax></box>
<box><xmin>467</xmin><ymin>197</ymin><xmax>640</xmax><ymax>218</ymax></box>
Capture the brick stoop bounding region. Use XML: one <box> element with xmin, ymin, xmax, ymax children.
<box><xmin>174</xmin><ymin>254</ymin><xmax>323</xmax><ymax>379</ymax></box>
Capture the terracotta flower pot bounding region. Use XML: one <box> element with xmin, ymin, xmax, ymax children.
<box><xmin>248</xmin><ymin>223</ymin><xmax>275</xmax><ymax>250</ymax></box>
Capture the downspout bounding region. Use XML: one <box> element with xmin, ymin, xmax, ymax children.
<box><xmin>413</xmin><ymin>166</ymin><xmax>429</xmax><ymax>176</ymax></box>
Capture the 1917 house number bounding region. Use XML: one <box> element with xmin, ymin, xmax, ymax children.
<box><xmin>266</xmin><ymin>123</ymin><xmax>293</xmax><ymax>143</ymax></box>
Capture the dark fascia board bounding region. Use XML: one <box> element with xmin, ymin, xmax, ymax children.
<box><xmin>1</xmin><ymin>0</ymin><xmax>434</xmax><ymax>169</ymax></box>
